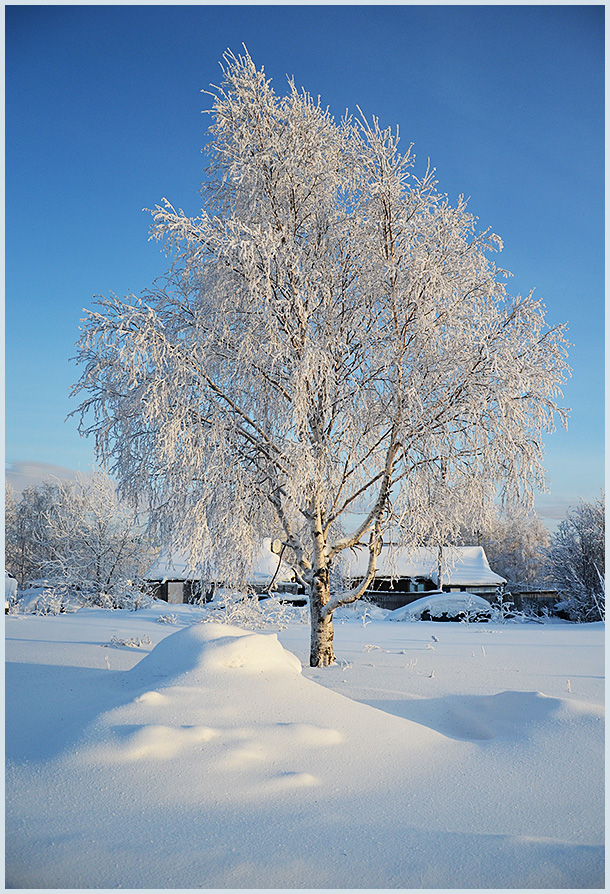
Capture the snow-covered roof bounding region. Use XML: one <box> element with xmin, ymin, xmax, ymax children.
<box><xmin>342</xmin><ymin>545</ymin><xmax>506</xmax><ymax>587</ymax></box>
<box><xmin>146</xmin><ymin>541</ymin><xmax>504</xmax><ymax>588</ymax></box>
<box><xmin>146</xmin><ymin>538</ymin><xmax>295</xmax><ymax>585</ymax></box>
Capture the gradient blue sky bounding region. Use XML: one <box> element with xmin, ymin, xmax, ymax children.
<box><xmin>5</xmin><ymin>5</ymin><xmax>604</xmax><ymax>525</ymax></box>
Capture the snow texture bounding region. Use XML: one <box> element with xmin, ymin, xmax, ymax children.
<box><xmin>5</xmin><ymin>604</ymin><xmax>604</xmax><ymax>889</ymax></box>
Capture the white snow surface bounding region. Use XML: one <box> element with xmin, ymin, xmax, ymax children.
<box><xmin>5</xmin><ymin>603</ymin><xmax>604</xmax><ymax>889</ymax></box>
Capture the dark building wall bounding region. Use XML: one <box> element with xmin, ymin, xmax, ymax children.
<box><xmin>365</xmin><ymin>577</ymin><xmax>437</xmax><ymax>611</ymax></box>
<box><xmin>149</xmin><ymin>580</ymin><xmax>215</xmax><ymax>604</ymax></box>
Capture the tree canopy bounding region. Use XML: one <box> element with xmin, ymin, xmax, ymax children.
<box><xmin>73</xmin><ymin>49</ymin><xmax>569</xmax><ymax>664</ymax></box>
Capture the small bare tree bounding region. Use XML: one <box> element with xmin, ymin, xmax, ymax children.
<box><xmin>72</xmin><ymin>49</ymin><xmax>569</xmax><ymax>664</ymax></box>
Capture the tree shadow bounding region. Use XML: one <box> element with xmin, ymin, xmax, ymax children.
<box><xmin>361</xmin><ymin>690</ymin><xmax>563</xmax><ymax>742</ymax></box>
<box><xmin>5</xmin><ymin>661</ymin><xmax>133</xmax><ymax>763</ymax></box>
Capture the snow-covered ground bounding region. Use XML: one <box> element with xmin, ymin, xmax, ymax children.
<box><xmin>5</xmin><ymin>602</ymin><xmax>604</xmax><ymax>889</ymax></box>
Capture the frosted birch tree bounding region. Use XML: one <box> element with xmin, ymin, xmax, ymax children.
<box><xmin>72</xmin><ymin>49</ymin><xmax>570</xmax><ymax>665</ymax></box>
<box><xmin>545</xmin><ymin>494</ymin><xmax>605</xmax><ymax>621</ymax></box>
<box><xmin>41</xmin><ymin>470</ymin><xmax>157</xmax><ymax>606</ymax></box>
<box><xmin>5</xmin><ymin>482</ymin><xmax>58</xmax><ymax>587</ymax></box>
<box><xmin>458</xmin><ymin>506</ymin><xmax>551</xmax><ymax>592</ymax></box>
<box><xmin>5</xmin><ymin>471</ymin><xmax>155</xmax><ymax>604</ymax></box>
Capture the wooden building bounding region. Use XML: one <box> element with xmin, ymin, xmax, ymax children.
<box><xmin>343</xmin><ymin>545</ymin><xmax>507</xmax><ymax>611</ymax></box>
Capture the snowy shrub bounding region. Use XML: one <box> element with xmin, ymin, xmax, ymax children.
<box><xmin>13</xmin><ymin>581</ymin><xmax>154</xmax><ymax>614</ymax></box>
<box><xmin>94</xmin><ymin>580</ymin><xmax>155</xmax><ymax>611</ymax></box>
<box><xmin>488</xmin><ymin>600</ymin><xmax>533</xmax><ymax>624</ymax></box>
<box><xmin>104</xmin><ymin>634</ymin><xmax>152</xmax><ymax>648</ymax></box>
<box><xmin>157</xmin><ymin>613</ymin><xmax>179</xmax><ymax>625</ymax></box>
<box><xmin>200</xmin><ymin>591</ymin><xmax>308</xmax><ymax>631</ymax></box>
<box><xmin>14</xmin><ymin>584</ymin><xmax>83</xmax><ymax>616</ymax></box>
<box><xmin>487</xmin><ymin>592</ymin><xmax>521</xmax><ymax>623</ymax></box>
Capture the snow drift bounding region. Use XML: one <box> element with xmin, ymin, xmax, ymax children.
<box><xmin>5</xmin><ymin>608</ymin><xmax>604</xmax><ymax>889</ymax></box>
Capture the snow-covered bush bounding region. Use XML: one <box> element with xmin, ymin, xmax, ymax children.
<box><xmin>104</xmin><ymin>634</ymin><xmax>152</xmax><ymax>648</ymax></box>
<box><xmin>545</xmin><ymin>495</ymin><xmax>605</xmax><ymax>622</ymax></box>
<box><xmin>488</xmin><ymin>596</ymin><xmax>535</xmax><ymax>624</ymax></box>
<box><xmin>94</xmin><ymin>582</ymin><xmax>155</xmax><ymax>611</ymax></box>
<box><xmin>13</xmin><ymin>580</ymin><xmax>154</xmax><ymax>615</ymax></box>
<box><xmin>200</xmin><ymin>591</ymin><xmax>308</xmax><ymax>631</ymax></box>
<box><xmin>157</xmin><ymin>613</ymin><xmax>179</xmax><ymax>625</ymax></box>
<box><xmin>13</xmin><ymin>584</ymin><xmax>83</xmax><ymax>615</ymax></box>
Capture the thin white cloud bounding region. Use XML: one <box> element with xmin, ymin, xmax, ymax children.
<box><xmin>5</xmin><ymin>461</ymin><xmax>84</xmax><ymax>495</ymax></box>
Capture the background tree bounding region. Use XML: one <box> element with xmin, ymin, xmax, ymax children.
<box><xmin>458</xmin><ymin>505</ymin><xmax>551</xmax><ymax>593</ymax></box>
<box><xmin>41</xmin><ymin>470</ymin><xmax>157</xmax><ymax>606</ymax></box>
<box><xmin>5</xmin><ymin>471</ymin><xmax>156</xmax><ymax>606</ymax></box>
<box><xmin>544</xmin><ymin>494</ymin><xmax>605</xmax><ymax>621</ymax></box>
<box><xmin>5</xmin><ymin>481</ymin><xmax>58</xmax><ymax>587</ymax></box>
<box><xmin>72</xmin><ymin>49</ymin><xmax>569</xmax><ymax>665</ymax></box>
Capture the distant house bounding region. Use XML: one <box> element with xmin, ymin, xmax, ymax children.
<box><xmin>145</xmin><ymin>538</ymin><xmax>299</xmax><ymax>604</ymax></box>
<box><xmin>343</xmin><ymin>545</ymin><xmax>506</xmax><ymax>611</ymax></box>
<box><xmin>146</xmin><ymin>539</ymin><xmax>506</xmax><ymax>612</ymax></box>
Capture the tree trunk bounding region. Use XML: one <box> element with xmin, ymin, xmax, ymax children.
<box><xmin>309</xmin><ymin>555</ymin><xmax>335</xmax><ymax>666</ymax></box>
<box><xmin>309</xmin><ymin>594</ymin><xmax>335</xmax><ymax>667</ymax></box>
<box><xmin>308</xmin><ymin>498</ymin><xmax>336</xmax><ymax>667</ymax></box>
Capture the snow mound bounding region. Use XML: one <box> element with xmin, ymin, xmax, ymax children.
<box><xmin>428</xmin><ymin>690</ymin><xmax>571</xmax><ymax>741</ymax></box>
<box><xmin>199</xmin><ymin>629</ymin><xmax>302</xmax><ymax>674</ymax></box>
<box><xmin>445</xmin><ymin>690</ymin><xmax>558</xmax><ymax>740</ymax></box>
<box><xmin>275</xmin><ymin>722</ymin><xmax>344</xmax><ymax>746</ymax></box>
<box><xmin>390</xmin><ymin>591</ymin><xmax>491</xmax><ymax>620</ymax></box>
<box><xmin>132</xmin><ymin>622</ymin><xmax>301</xmax><ymax>686</ymax></box>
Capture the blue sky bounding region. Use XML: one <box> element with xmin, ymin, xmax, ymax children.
<box><xmin>5</xmin><ymin>5</ymin><xmax>604</xmax><ymax>525</ymax></box>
